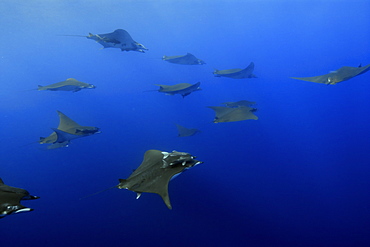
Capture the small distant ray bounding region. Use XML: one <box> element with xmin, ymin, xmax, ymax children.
<box><xmin>0</xmin><ymin>178</ymin><xmax>39</xmax><ymax>219</ymax></box>
<box><xmin>291</xmin><ymin>64</ymin><xmax>370</xmax><ymax>85</ymax></box>
<box><xmin>39</xmin><ymin>111</ymin><xmax>100</xmax><ymax>149</ymax></box>
<box><xmin>117</xmin><ymin>150</ymin><xmax>203</xmax><ymax>209</ymax></box>
<box><xmin>153</xmin><ymin>82</ymin><xmax>201</xmax><ymax>98</ymax></box>
<box><xmin>62</xmin><ymin>29</ymin><xmax>148</xmax><ymax>53</ymax></box>
<box><xmin>162</xmin><ymin>53</ymin><xmax>205</xmax><ymax>65</ymax></box>
<box><xmin>213</xmin><ymin>62</ymin><xmax>257</xmax><ymax>79</ymax></box>
<box><xmin>175</xmin><ymin>124</ymin><xmax>200</xmax><ymax>137</ymax></box>
<box><xmin>38</xmin><ymin>78</ymin><xmax>96</xmax><ymax>92</ymax></box>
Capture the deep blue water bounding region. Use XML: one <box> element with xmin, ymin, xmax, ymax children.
<box><xmin>1</xmin><ymin>1</ymin><xmax>370</xmax><ymax>246</ymax></box>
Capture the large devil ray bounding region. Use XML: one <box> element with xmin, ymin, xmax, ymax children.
<box><xmin>154</xmin><ymin>82</ymin><xmax>201</xmax><ymax>98</ymax></box>
<box><xmin>0</xmin><ymin>178</ymin><xmax>39</xmax><ymax>219</ymax></box>
<box><xmin>38</xmin><ymin>78</ymin><xmax>96</xmax><ymax>92</ymax></box>
<box><xmin>213</xmin><ymin>62</ymin><xmax>257</xmax><ymax>79</ymax></box>
<box><xmin>39</xmin><ymin>111</ymin><xmax>100</xmax><ymax>149</ymax></box>
<box><xmin>117</xmin><ymin>150</ymin><xmax>203</xmax><ymax>209</ymax></box>
<box><xmin>162</xmin><ymin>53</ymin><xmax>205</xmax><ymax>65</ymax></box>
<box><xmin>291</xmin><ymin>64</ymin><xmax>370</xmax><ymax>85</ymax></box>
<box><xmin>64</xmin><ymin>29</ymin><xmax>148</xmax><ymax>52</ymax></box>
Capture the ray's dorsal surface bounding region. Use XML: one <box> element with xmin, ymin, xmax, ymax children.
<box><xmin>154</xmin><ymin>82</ymin><xmax>201</xmax><ymax>98</ymax></box>
<box><xmin>0</xmin><ymin>178</ymin><xmax>39</xmax><ymax>219</ymax></box>
<box><xmin>291</xmin><ymin>64</ymin><xmax>370</xmax><ymax>85</ymax></box>
<box><xmin>175</xmin><ymin>124</ymin><xmax>200</xmax><ymax>137</ymax></box>
<box><xmin>207</xmin><ymin>101</ymin><xmax>258</xmax><ymax>123</ymax></box>
<box><xmin>39</xmin><ymin>111</ymin><xmax>100</xmax><ymax>149</ymax></box>
<box><xmin>162</xmin><ymin>53</ymin><xmax>205</xmax><ymax>65</ymax></box>
<box><xmin>38</xmin><ymin>78</ymin><xmax>96</xmax><ymax>92</ymax></box>
<box><xmin>87</xmin><ymin>29</ymin><xmax>148</xmax><ymax>52</ymax></box>
<box><xmin>62</xmin><ymin>29</ymin><xmax>147</xmax><ymax>52</ymax></box>
<box><xmin>213</xmin><ymin>62</ymin><xmax>257</xmax><ymax>79</ymax></box>
<box><xmin>117</xmin><ymin>150</ymin><xmax>202</xmax><ymax>209</ymax></box>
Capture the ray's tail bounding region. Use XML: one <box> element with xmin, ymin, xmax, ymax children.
<box><xmin>57</xmin><ymin>34</ymin><xmax>87</xmax><ymax>37</ymax></box>
<box><xmin>142</xmin><ymin>89</ymin><xmax>158</xmax><ymax>93</ymax></box>
<box><xmin>19</xmin><ymin>140</ymin><xmax>40</xmax><ymax>148</ymax></box>
<box><xmin>79</xmin><ymin>185</ymin><xmax>117</xmax><ymax>200</ymax></box>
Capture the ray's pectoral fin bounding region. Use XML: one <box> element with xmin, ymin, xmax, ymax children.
<box><xmin>51</xmin><ymin>128</ymin><xmax>79</xmax><ymax>143</ymax></box>
<box><xmin>47</xmin><ymin>141</ymin><xmax>70</xmax><ymax>149</ymax></box>
<box><xmin>158</xmin><ymin>190</ymin><xmax>171</xmax><ymax>209</ymax></box>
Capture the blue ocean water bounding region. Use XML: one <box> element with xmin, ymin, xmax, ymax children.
<box><xmin>1</xmin><ymin>0</ymin><xmax>370</xmax><ymax>246</ymax></box>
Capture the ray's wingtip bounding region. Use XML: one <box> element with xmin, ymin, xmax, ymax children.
<box><xmin>163</xmin><ymin>199</ymin><xmax>173</xmax><ymax>210</ymax></box>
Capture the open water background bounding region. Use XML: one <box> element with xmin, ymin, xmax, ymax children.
<box><xmin>1</xmin><ymin>1</ymin><xmax>370</xmax><ymax>246</ymax></box>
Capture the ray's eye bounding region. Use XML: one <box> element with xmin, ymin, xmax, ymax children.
<box><xmin>6</xmin><ymin>205</ymin><xmax>19</xmax><ymax>211</ymax></box>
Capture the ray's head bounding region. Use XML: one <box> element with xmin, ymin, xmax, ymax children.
<box><xmin>0</xmin><ymin>205</ymin><xmax>33</xmax><ymax>218</ymax></box>
<box><xmin>75</xmin><ymin>127</ymin><xmax>100</xmax><ymax>135</ymax></box>
<box><xmin>0</xmin><ymin>195</ymin><xmax>39</xmax><ymax>218</ymax></box>
<box><xmin>135</xmin><ymin>42</ymin><xmax>148</xmax><ymax>53</ymax></box>
<box><xmin>197</xmin><ymin>59</ymin><xmax>206</xmax><ymax>65</ymax></box>
<box><xmin>213</xmin><ymin>117</ymin><xmax>226</xmax><ymax>123</ymax></box>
